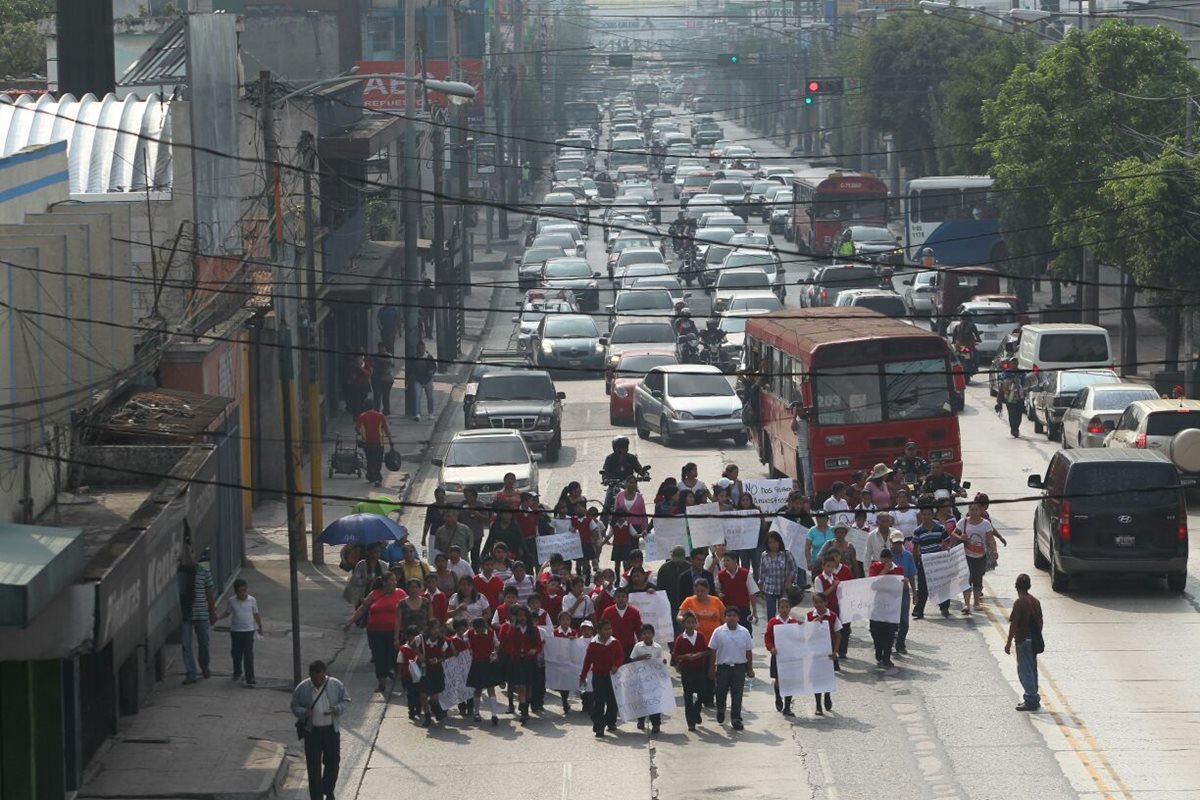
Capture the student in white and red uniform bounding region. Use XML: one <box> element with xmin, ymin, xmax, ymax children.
<box><xmin>867</xmin><ymin>549</ymin><xmax>905</xmax><ymax>668</ymax></box>
<box><xmin>764</xmin><ymin>593</ymin><xmax>801</xmax><ymax>717</ymax></box>
<box><xmin>805</xmin><ymin>591</ymin><xmax>842</xmax><ymax>716</ymax></box>
<box><xmin>416</xmin><ymin>619</ymin><xmax>455</xmax><ymax>727</ymax></box>
<box><xmin>551</xmin><ymin>611</ymin><xmax>579</xmax><ymax>714</ymax></box>
<box><xmin>465</xmin><ymin>617</ymin><xmax>502</xmax><ymax>725</ymax></box>
<box><xmin>579</xmin><ymin>618</ymin><xmax>625</xmax><ymax>738</ymax></box>
<box><xmin>473</xmin><ymin>556</ymin><xmax>505</xmax><ymax>609</ymax></box>
<box><xmin>717</xmin><ymin>553</ymin><xmax>758</xmax><ymax>635</ymax></box>
<box><xmin>499</xmin><ymin>605</ymin><xmax>543</xmax><ymax>725</ymax></box>
<box><xmin>672</xmin><ymin>612</ymin><xmax>709</xmax><ymax>732</ymax></box>
<box><xmin>813</xmin><ymin>550</ymin><xmax>854</xmax><ymax>660</ymax></box>
<box><xmin>600</xmin><ymin>587</ymin><xmax>643</xmax><ymax>657</ymax></box>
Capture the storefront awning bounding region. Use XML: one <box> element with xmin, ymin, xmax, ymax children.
<box><xmin>0</xmin><ymin>523</ymin><xmax>84</xmax><ymax>628</ymax></box>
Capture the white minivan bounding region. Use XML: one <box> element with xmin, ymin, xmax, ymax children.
<box><xmin>1017</xmin><ymin>323</ymin><xmax>1112</xmax><ymax>374</ymax></box>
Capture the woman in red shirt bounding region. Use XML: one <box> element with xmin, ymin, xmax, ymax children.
<box><xmin>500</xmin><ymin>605</ymin><xmax>543</xmax><ymax>724</ymax></box>
<box><xmin>466</xmin><ymin>617</ymin><xmax>502</xmax><ymax>725</ymax></box>
<box><xmin>579</xmin><ymin>618</ymin><xmax>625</xmax><ymax>738</ymax></box>
<box><xmin>344</xmin><ymin>573</ymin><xmax>405</xmax><ymax>694</ymax></box>
<box><xmin>764</xmin><ymin>593</ymin><xmax>801</xmax><ymax>717</ymax></box>
<box><xmin>672</xmin><ymin>611</ymin><xmax>709</xmax><ymax>731</ymax></box>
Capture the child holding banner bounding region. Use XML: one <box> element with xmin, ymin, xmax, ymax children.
<box><xmin>764</xmin><ymin>594</ymin><xmax>800</xmax><ymax>717</ymax></box>
<box><xmin>466</xmin><ymin>617</ymin><xmax>502</xmax><ymax>725</ymax></box>
<box><xmin>630</xmin><ymin>624</ymin><xmax>667</xmax><ymax>734</ymax></box>
<box><xmin>551</xmin><ymin>612</ymin><xmax>579</xmax><ymax>713</ymax></box>
<box><xmin>814</xmin><ymin>553</ymin><xmax>854</xmax><ymax>660</ymax></box>
<box><xmin>672</xmin><ymin>612</ymin><xmax>709</xmax><ymax>731</ymax></box>
<box><xmin>806</xmin><ymin>592</ymin><xmax>841</xmax><ymax>713</ymax></box>
<box><xmin>580</xmin><ymin>618</ymin><xmax>625</xmax><ymax>737</ymax></box>
<box><xmin>499</xmin><ymin>606</ymin><xmax>543</xmax><ymax>725</ymax></box>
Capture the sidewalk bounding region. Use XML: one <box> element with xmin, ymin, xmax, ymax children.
<box><xmin>77</xmin><ymin>237</ymin><xmax>519</xmax><ymax>800</ymax></box>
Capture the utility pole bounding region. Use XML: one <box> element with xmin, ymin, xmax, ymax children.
<box><xmin>432</xmin><ymin>103</ymin><xmax>450</xmax><ymax>369</ymax></box>
<box><xmin>449</xmin><ymin>1</ymin><xmax>471</xmax><ymax>298</ymax></box>
<box><xmin>299</xmin><ymin>131</ymin><xmax>324</xmax><ymax>565</ymax></box>
<box><xmin>402</xmin><ymin>0</ymin><xmax>420</xmax><ymax>416</ymax></box>
<box><xmin>261</xmin><ymin>70</ymin><xmax>303</xmax><ymax>687</ymax></box>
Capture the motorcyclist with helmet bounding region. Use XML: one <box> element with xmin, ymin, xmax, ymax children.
<box><xmin>601</xmin><ymin>436</ymin><xmax>649</xmax><ymax>521</ymax></box>
<box><xmin>673</xmin><ymin>304</ymin><xmax>698</xmax><ymax>339</ymax></box>
<box><xmin>698</xmin><ymin>318</ymin><xmax>726</xmax><ymax>365</ymax></box>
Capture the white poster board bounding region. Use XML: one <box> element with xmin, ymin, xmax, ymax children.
<box><xmin>769</xmin><ymin>516</ymin><xmax>808</xmax><ymax>572</ymax></box>
<box><xmin>774</xmin><ymin>621</ymin><xmax>836</xmax><ymax>697</ymax></box>
<box><xmin>651</xmin><ymin>516</ymin><xmax>690</xmax><ymax>556</ymax></box>
<box><xmin>742</xmin><ymin>478</ymin><xmax>794</xmax><ymax>513</ymax></box>
<box><xmin>438</xmin><ymin>650</ymin><xmax>473</xmax><ymax>708</ymax></box>
<box><xmin>537</xmin><ymin>531</ymin><xmax>584</xmax><ymax>563</ymax></box>
<box><xmin>846</xmin><ymin>528</ymin><xmax>869</xmax><ymax>567</ymax></box>
<box><xmin>721</xmin><ymin>510</ymin><xmax>761</xmax><ymax>551</ymax></box>
<box><xmin>544</xmin><ymin>635</ymin><xmax>591</xmax><ymax>692</ymax></box>
<box><xmin>835</xmin><ymin>575</ymin><xmax>904</xmax><ymax>624</ymax></box>
<box><xmin>686</xmin><ymin>503</ymin><xmax>725</xmax><ymax>548</ymax></box>
<box><xmin>627</xmin><ymin>590</ymin><xmax>674</xmax><ymax>644</ymax></box>
<box><xmin>921</xmin><ymin>547</ymin><xmax>971</xmax><ymax>607</ymax></box>
<box><xmin>613</xmin><ymin>658</ymin><xmax>676</xmax><ymax>721</ymax></box>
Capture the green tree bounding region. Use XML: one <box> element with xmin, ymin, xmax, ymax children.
<box><xmin>853</xmin><ymin>13</ymin><xmax>1017</xmax><ymax>176</ymax></box>
<box><xmin>1088</xmin><ymin>147</ymin><xmax>1200</xmax><ymax>370</ymax></box>
<box><xmin>981</xmin><ymin>22</ymin><xmax>1197</xmax><ymax>300</ymax></box>
<box><xmin>0</xmin><ymin>0</ymin><xmax>51</xmax><ymax>78</ymax></box>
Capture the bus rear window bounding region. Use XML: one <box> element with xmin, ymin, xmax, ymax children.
<box><xmin>1038</xmin><ymin>333</ymin><xmax>1109</xmax><ymax>363</ymax></box>
<box><xmin>1146</xmin><ymin>411</ymin><xmax>1200</xmax><ymax>437</ymax></box>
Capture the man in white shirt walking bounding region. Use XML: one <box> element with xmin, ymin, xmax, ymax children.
<box><xmin>707</xmin><ymin>607</ymin><xmax>754</xmax><ymax>731</ymax></box>
<box><xmin>218</xmin><ymin>578</ymin><xmax>263</xmax><ymax>686</ymax></box>
<box><xmin>291</xmin><ymin>661</ymin><xmax>351</xmax><ymax>800</ymax></box>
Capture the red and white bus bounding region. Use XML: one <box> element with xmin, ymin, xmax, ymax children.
<box><xmin>745</xmin><ymin>308</ymin><xmax>962</xmax><ymax>490</ymax></box>
<box><xmin>790</xmin><ymin>168</ymin><xmax>889</xmax><ymax>255</ymax></box>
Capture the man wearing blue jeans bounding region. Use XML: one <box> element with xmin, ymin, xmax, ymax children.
<box><xmin>409</xmin><ymin>341</ymin><xmax>437</xmax><ymax>421</ymax></box>
<box><xmin>1005</xmin><ymin>573</ymin><xmax>1043</xmax><ymax>711</ymax></box>
<box><xmin>180</xmin><ymin>559</ymin><xmax>217</xmax><ymax>684</ymax></box>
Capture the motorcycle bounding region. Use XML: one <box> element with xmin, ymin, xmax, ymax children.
<box><xmin>955</xmin><ymin>342</ymin><xmax>978</xmax><ymax>383</ymax></box>
<box><xmin>599</xmin><ymin>466</ymin><xmax>652</xmax><ymax>525</ymax></box>
<box><xmin>678</xmin><ymin>255</ymin><xmax>702</xmax><ymax>286</ymax></box>
<box><xmin>677</xmin><ymin>333</ymin><xmax>700</xmax><ymax>364</ymax></box>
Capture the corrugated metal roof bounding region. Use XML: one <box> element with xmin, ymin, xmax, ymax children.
<box><xmin>119</xmin><ymin>16</ymin><xmax>187</xmax><ymax>90</ymax></box>
<box><xmin>0</xmin><ymin>92</ymin><xmax>173</xmax><ymax>193</ymax></box>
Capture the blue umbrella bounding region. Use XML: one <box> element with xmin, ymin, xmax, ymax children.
<box><xmin>318</xmin><ymin>513</ymin><xmax>408</xmax><ymax>546</ymax></box>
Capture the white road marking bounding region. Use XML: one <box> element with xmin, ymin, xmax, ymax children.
<box><xmin>561</xmin><ymin>762</ymin><xmax>573</xmax><ymax>800</ymax></box>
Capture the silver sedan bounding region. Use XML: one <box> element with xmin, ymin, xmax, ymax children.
<box><xmin>1060</xmin><ymin>383</ymin><xmax>1159</xmax><ymax>449</ymax></box>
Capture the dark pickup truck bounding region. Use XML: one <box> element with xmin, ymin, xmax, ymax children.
<box><xmin>464</xmin><ymin>369</ymin><xmax>565</xmax><ymax>462</ymax></box>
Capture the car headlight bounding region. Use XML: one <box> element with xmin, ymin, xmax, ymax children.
<box><xmin>536</xmin><ymin>413</ymin><xmax>553</xmax><ymax>428</ymax></box>
<box><xmin>594</xmin><ymin>342</ymin><xmax>604</xmax><ymax>353</ymax></box>
<box><xmin>930</xmin><ymin>449</ymin><xmax>954</xmax><ymax>461</ymax></box>
<box><xmin>824</xmin><ymin>457</ymin><xmax>851</xmax><ymax>469</ymax></box>
<box><xmin>541</xmin><ymin>341</ymin><xmax>554</xmax><ymax>354</ymax></box>
<box><xmin>614</xmin><ymin>386</ymin><xmax>628</xmax><ymax>398</ymax></box>
<box><xmin>588</xmin><ymin>280</ymin><xmax>598</xmax><ymax>289</ymax></box>
<box><xmin>673</xmin><ymin>410</ymin><xmax>694</xmax><ymax>420</ymax></box>
<box><xmin>608</xmin><ymin>354</ymin><xmax>620</xmax><ymax>365</ymax></box>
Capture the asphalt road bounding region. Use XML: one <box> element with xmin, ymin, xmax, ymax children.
<box><xmin>333</xmin><ymin>115</ymin><xmax>1200</xmax><ymax>800</ymax></box>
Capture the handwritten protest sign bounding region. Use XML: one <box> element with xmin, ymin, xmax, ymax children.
<box><xmin>846</xmin><ymin>527</ymin><xmax>869</xmax><ymax>566</ymax></box>
<box><xmin>921</xmin><ymin>547</ymin><xmax>971</xmax><ymax>606</ymax></box>
<box><xmin>544</xmin><ymin>635</ymin><xmax>591</xmax><ymax>692</ymax></box>
<box><xmin>613</xmin><ymin>658</ymin><xmax>675</xmax><ymax>721</ymax></box>
<box><xmin>438</xmin><ymin>650</ymin><xmax>473</xmax><ymax>708</ymax></box>
<box><xmin>687</xmin><ymin>503</ymin><xmax>725</xmax><ymax>547</ymax></box>
<box><xmin>721</xmin><ymin>509</ymin><xmax>762</xmax><ymax>551</ymax></box>
<box><xmin>774</xmin><ymin>621</ymin><xmax>836</xmax><ymax>697</ymax></box>
<box><xmin>627</xmin><ymin>590</ymin><xmax>674</xmax><ymax>645</ymax></box>
<box><xmin>650</xmin><ymin>516</ymin><xmax>690</xmax><ymax>557</ymax></box>
<box><xmin>537</xmin><ymin>531</ymin><xmax>584</xmax><ymax>563</ymax></box>
<box><xmin>742</xmin><ymin>478</ymin><xmax>794</xmax><ymax>513</ymax></box>
<box><xmin>836</xmin><ymin>575</ymin><xmax>904</xmax><ymax>624</ymax></box>
<box><xmin>769</xmin><ymin>516</ymin><xmax>807</xmax><ymax>571</ymax></box>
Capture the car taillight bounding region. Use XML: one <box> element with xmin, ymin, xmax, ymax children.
<box><xmin>952</xmin><ymin>363</ymin><xmax>965</xmax><ymax>391</ymax></box>
<box><xmin>1086</xmin><ymin>416</ymin><xmax>1105</xmax><ymax>435</ymax></box>
<box><xmin>1059</xmin><ymin>499</ymin><xmax>1071</xmax><ymax>542</ymax></box>
<box><xmin>820</xmin><ymin>289</ymin><xmax>827</xmax><ymax>300</ymax></box>
<box><xmin>1179</xmin><ymin>497</ymin><xmax>1189</xmax><ymax>542</ymax></box>
<box><xmin>959</xmin><ymin>345</ymin><xmax>970</xmax><ymax>354</ymax></box>
<box><xmin>1031</xmin><ymin>364</ymin><xmax>1040</xmax><ymax>374</ymax></box>
<box><xmin>1001</xmin><ymin>360</ymin><xmax>1011</xmax><ymax>370</ymax></box>
<box><xmin>1135</xmin><ymin>433</ymin><xmax>1147</xmax><ymax>448</ymax></box>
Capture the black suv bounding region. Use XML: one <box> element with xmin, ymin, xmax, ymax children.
<box><xmin>464</xmin><ymin>370</ymin><xmax>565</xmax><ymax>461</ymax></box>
<box><xmin>1027</xmin><ymin>449</ymin><xmax>1188</xmax><ymax>593</ymax></box>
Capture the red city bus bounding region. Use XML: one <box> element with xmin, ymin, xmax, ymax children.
<box><xmin>744</xmin><ymin>308</ymin><xmax>962</xmax><ymax>490</ymax></box>
<box><xmin>790</xmin><ymin>168</ymin><xmax>889</xmax><ymax>255</ymax></box>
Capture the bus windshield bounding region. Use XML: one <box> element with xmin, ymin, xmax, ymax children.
<box><xmin>814</xmin><ymin>359</ymin><xmax>951</xmax><ymax>424</ymax></box>
<box><xmin>811</xmin><ymin>197</ymin><xmax>888</xmax><ymax>222</ymax></box>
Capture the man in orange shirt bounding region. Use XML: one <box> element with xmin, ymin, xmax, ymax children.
<box><xmin>355</xmin><ymin>406</ymin><xmax>392</xmax><ymax>487</ymax></box>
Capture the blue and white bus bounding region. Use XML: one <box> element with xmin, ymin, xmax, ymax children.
<box><xmin>903</xmin><ymin>176</ymin><xmax>1005</xmax><ymax>266</ymax></box>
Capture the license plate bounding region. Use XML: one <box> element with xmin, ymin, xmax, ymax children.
<box><xmin>705</xmin><ymin>428</ymin><xmax>722</xmax><ymax>434</ymax></box>
<box><xmin>1115</xmin><ymin>535</ymin><xmax>1136</xmax><ymax>547</ymax></box>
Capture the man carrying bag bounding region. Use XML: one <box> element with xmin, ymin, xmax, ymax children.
<box><xmin>291</xmin><ymin>660</ymin><xmax>351</xmax><ymax>800</ymax></box>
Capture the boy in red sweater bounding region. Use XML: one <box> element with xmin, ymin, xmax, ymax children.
<box><xmin>813</xmin><ymin>553</ymin><xmax>854</xmax><ymax>660</ymax></box>
<box><xmin>717</xmin><ymin>553</ymin><xmax>758</xmax><ymax>635</ymax></box>
<box><xmin>600</xmin><ymin>587</ymin><xmax>643</xmax><ymax>657</ymax></box>
<box><xmin>672</xmin><ymin>611</ymin><xmax>709</xmax><ymax>731</ymax></box>
<box><xmin>474</xmin><ymin>556</ymin><xmax>505</xmax><ymax>609</ymax></box>
<box><xmin>579</xmin><ymin>618</ymin><xmax>625</xmax><ymax>737</ymax></box>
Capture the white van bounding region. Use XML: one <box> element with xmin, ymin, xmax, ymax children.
<box><xmin>1017</xmin><ymin>323</ymin><xmax>1112</xmax><ymax>374</ymax></box>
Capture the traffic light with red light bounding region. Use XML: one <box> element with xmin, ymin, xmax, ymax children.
<box><xmin>804</xmin><ymin>77</ymin><xmax>844</xmax><ymax>104</ymax></box>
